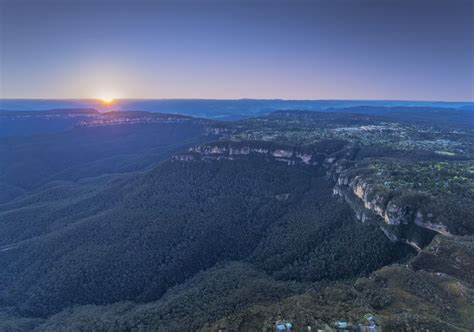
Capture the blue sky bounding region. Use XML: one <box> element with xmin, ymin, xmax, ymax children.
<box><xmin>0</xmin><ymin>0</ymin><xmax>473</xmax><ymax>101</ymax></box>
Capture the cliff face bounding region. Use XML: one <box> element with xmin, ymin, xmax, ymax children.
<box><xmin>173</xmin><ymin>142</ymin><xmax>318</xmax><ymax>166</ymax></box>
<box><xmin>328</xmin><ymin>158</ymin><xmax>450</xmax><ymax>249</ymax></box>
<box><xmin>78</xmin><ymin>114</ymin><xmax>198</xmax><ymax>127</ymax></box>
<box><xmin>173</xmin><ymin>141</ymin><xmax>455</xmax><ymax>250</ymax></box>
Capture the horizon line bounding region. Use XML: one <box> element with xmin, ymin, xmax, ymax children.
<box><xmin>1</xmin><ymin>97</ymin><xmax>473</xmax><ymax>103</ymax></box>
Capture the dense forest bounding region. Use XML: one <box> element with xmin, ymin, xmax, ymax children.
<box><xmin>0</xmin><ymin>108</ymin><xmax>473</xmax><ymax>330</ymax></box>
<box><xmin>0</xmin><ymin>157</ymin><xmax>410</xmax><ymax>319</ymax></box>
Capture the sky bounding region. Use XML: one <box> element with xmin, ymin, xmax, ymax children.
<box><xmin>0</xmin><ymin>0</ymin><xmax>473</xmax><ymax>101</ymax></box>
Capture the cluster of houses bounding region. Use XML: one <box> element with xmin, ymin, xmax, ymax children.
<box><xmin>270</xmin><ymin>314</ymin><xmax>379</xmax><ymax>332</ymax></box>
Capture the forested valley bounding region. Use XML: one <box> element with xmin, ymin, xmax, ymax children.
<box><xmin>0</xmin><ymin>108</ymin><xmax>473</xmax><ymax>331</ymax></box>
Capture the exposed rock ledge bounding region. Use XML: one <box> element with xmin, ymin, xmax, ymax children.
<box><xmin>173</xmin><ymin>142</ymin><xmax>319</xmax><ymax>166</ymax></box>
<box><xmin>173</xmin><ymin>141</ymin><xmax>452</xmax><ymax>250</ymax></box>
<box><xmin>328</xmin><ymin>158</ymin><xmax>451</xmax><ymax>249</ymax></box>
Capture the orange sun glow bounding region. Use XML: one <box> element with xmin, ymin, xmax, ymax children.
<box><xmin>98</xmin><ymin>96</ymin><xmax>115</xmax><ymax>104</ymax></box>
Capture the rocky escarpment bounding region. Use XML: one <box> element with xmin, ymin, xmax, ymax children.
<box><xmin>0</xmin><ymin>109</ymin><xmax>203</xmax><ymax>128</ymax></box>
<box><xmin>173</xmin><ymin>141</ymin><xmax>322</xmax><ymax>166</ymax></box>
<box><xmin>327</xmin><ymin>158</ymin><xmax>451</xmax><ymax>250</ymax></box>
<box><xmin>174</xmin><ymin>140</ymin><xmax>461</xmax><ymax>250</ymax></box>
<box><xmin>78</xmin><ymin>112</ymin><xmax>204</xmax><ymax>127</ymax></box>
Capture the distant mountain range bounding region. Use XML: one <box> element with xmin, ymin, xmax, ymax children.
<box><xmin>1</xmin><ymin>99</ymin><xmax>473</xmax><ymax>120</ymax></box>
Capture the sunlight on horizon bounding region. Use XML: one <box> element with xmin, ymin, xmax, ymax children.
<box><xmin>97</xmin><ymin>95</ymin><xmax>116</xmax><ymax>105</ymax></box>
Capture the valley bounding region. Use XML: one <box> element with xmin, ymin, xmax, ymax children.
<box><xmin>0</xmin><ymin>107</ymin><xmax>473</xmax><ymax>331</ymax></box>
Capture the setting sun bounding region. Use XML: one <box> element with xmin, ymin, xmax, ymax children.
<box><xmin>98</xmin><ymin>96</ymin><xmax>115</xmax><ymax>104</ymax></box>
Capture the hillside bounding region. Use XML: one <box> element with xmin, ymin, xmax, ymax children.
<box><xmin>0</xmin><ymin>108</ymin><xmax>473</xmax><ymax>331</ymax></box>
<box><xmin>0</xmin><ymin>110</ymin><xmax>211</xmax><ymax>203</ymax></box>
